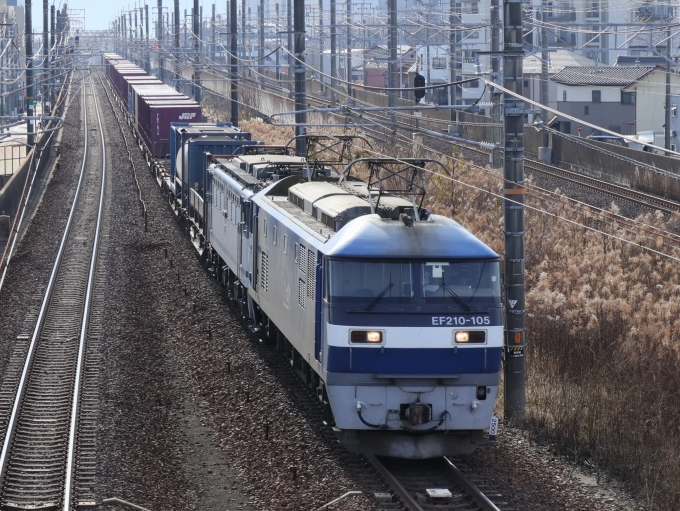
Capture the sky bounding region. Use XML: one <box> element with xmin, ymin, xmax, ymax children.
<box><xmin>26</xmin><ymin>1</ymin><xmax>224</xmax><ymax>32</ymax></box>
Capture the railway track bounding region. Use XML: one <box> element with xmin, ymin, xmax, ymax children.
<box><xmin>0</xmin><ymin>72</ymin><xmax>106</xmax><ymax>509</ymax></box>
<box><xmin>284</xmin><ymin>84</ymin><xmax>680</xmax><ymax>214</ymax></box>
<box><xmin>366</xmin><ymin>455</ymin><xmax>508</xmax><ymax>511</ymax></box>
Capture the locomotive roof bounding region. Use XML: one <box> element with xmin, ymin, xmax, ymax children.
<box><xmin>323</xmin><ymin>214</ymin><xmax>499</xmax><ymax>259</ymax></box>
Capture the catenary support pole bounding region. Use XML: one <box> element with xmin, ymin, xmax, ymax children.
<box><xmin>174</xmin><ymin>0</ymin><xmax>180</xmax><ymax>50</ymax></box>
<box><xmin>665</xmin><ymin>19</ymin><xmax>671</xmax><ymax>154</ymax></box>
<box><xmin>211</xmin><ymin>4</ymin><xmax>216</xmax><ymax>63</ymax></box>
<box><xmin>26</xmin><ymin>0</ymin><xmax>34</xmax><ymax>148</ymax></box>
<box><xmin>50</xmin><ymin>5</ymin><xmax>55</xmax><ymax>112</ymax></box>
<box><xmin>259</xmin><ymin>0</ymin><xmax>264</xmax><ymax>83</ymax></box>
<box><xmin>193</xmin><ymin>0</ymin><xmax>201</xmax><ymax>103</ymax></box>
<box><xmin>293</xmin><ymin>0</ymin><xmax>307</xmax><ymax>155</ymax></box>
<box><xmin>158</xmin><ymin>0</ymin><xmax>164</xmax><ymax>82</ymax></box>
<box><xmin>242</xmin><ymin>0</ymin><xmax>246</xmax><ymax>59</ymax></box>
<box><xmin>388</xmin><ymin>0</ymin><xmax>396</xmax><ymax>125</ymax></box>
<box><xmin>276</xmin><ymin>3</ymin><xmax>281</xmax><ymax>81</ymax></box>
<box><xmin>330</xmin><ymin>0</ymin><xmax>337</xmax><ymax>104</ymax></box>
<box><xmin>503</xmin><ymin>0</ymin><xmax>526</xmax><ymax>420</ymax></box>
<box><xmin>318</xmin><ymin>0</ymin><xmax>324</xmax><ymax>95</ymax></box>
<box><xmin>490</xmin><ymin>0</ymin><xmax>501</xmax><ymax>168</ymax></box>
<box><xmin>43</xmin><ymin>0</ymin><xmax>48</xmax><ymax>115</ymax></box>
<box><xmin>145</xmin><ymin>4</ymin><xmax>150</xmax><ymax>73</ymax></box>
<box><xmin>346</xmin><ymin>0</ymin><xmax>351</xmax><ymax>101</ymax></box>
<box><xmin>540</xmin><ymin>1</ymin><xmax>549</xmax><ymax>149</ymax></box>
<box><xmin>230</xmin><ymin>0</ymin><xmax>238</xmax><ymax>125</ymax></box>
<box><xmin>449</xmin><ymin>0</ymin><xmax>460</xmax><ymax>125</ymax></box>
<box><xmin>287</xmin><ymin>0</ymin><xmax>293</xmax><ymax>93</ymax></box>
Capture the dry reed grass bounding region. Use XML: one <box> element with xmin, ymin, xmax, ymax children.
<box><xmin>205</xmin><ymin>95</ymin><xmax>680</xmax><ymax>509</ymax></box>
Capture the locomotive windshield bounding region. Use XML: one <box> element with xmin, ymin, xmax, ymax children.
<box><xmin>327</xmin><ymin>259</ymin><xmax>501</xmax><ymax>311</ymax></box>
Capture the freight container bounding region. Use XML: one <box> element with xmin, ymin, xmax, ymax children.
<box><xmin>137</xmin><ymin>103</ymin><xmax>203</xmax><ymax>158</ymax></box>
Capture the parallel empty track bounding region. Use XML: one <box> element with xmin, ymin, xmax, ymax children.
<box><xmin>0</xmin><ymin>73</ymin><xmax>106</xmax><ymax>510</ymax></box>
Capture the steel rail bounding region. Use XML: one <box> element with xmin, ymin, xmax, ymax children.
<box><xmin>365</xmin><ymin>454</ymin><xmax>425</xmax><ymax>511</ymax></box>
<box><xmin>367</xmin><ymin>454</ymin><xmax>504</xmax><ymax>511</ymax></box>
<box><xmin>62</xmin><ymin>73</ymin><xmax>107</xmax><ymax>511</ymax></box>
<box><xmin>0</xmin><ymin>73</ymin><xmax>91</xmax><ymax>484</ymax></box>
<box><xmin>444</xmin><ymin>457</ymin><xmax>503</xmax><ymax>511</ymax></box>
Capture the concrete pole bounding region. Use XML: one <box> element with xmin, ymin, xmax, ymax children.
<box><xmin>230</xmin><ymin>0</ymin><xmax>238</xmax><ymax>125</ymax></box>
<box><xmin>242</xmin><ymin>0</ymin><xmax>246</xmax><ymax>59</ymax></box>
<box><xmin>449</xmin><ymin>0</ymin><xmax>460</xmax><ymax>123</ymax></box>
<box><xmin>502</xmin><ymin>0</ymin><xmax>526</xmax><ymax>420</ymax></box>
<box><xmin>294</xmin><ymin>0</ymin><xmax>307</xmax><ymax>154</ymax></box>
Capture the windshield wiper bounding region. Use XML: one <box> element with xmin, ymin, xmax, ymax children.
<box><xmin>442</xmin><ymin>283</ymin><xmax>472</xmax><ymax>312</ymax></box>
<box><xmin>468</xmin><ymin>262</ymin><xmax>487</xmax><ymax>303</ymax></box>
<box><xmin>364</xmin><ymin>282</ymin><xmax>394</xmax><ymax>311</ymax></box>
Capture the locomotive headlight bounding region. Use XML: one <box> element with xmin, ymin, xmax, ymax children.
<box><xmin>366</xmin><ymin>331</ymin><xmax>382</xmax><ymax>343</ymax></box>
<box><xmin>455</xmin><ymin>331</ymin><xmax>470</xmax><ymax>343</ymax></box>
<box><xmin>454</xmin><ymin>331</ymin><xmax>486</xmax><ymax>344</ymax></box>
<box><xmin>349</xmin><ymin>330</ymin><xmax>384</xmax><ymax>344</ymax></box>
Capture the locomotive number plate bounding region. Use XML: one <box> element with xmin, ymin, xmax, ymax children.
<box><xmin>431</xmin><ymin>316</ymin><xmax>490</xmax><ymax>326</ymax></box>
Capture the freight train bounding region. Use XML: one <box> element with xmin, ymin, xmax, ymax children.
<box><xmin>102</xmin><ymin>55</ymin><xmax>503</xmax><ymax>459</ymax></box>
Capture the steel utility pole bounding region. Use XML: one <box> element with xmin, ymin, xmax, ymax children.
<box><xmin>276</xmin><ymin>3</ymin><xmax>281</xmax><ymax>81</ymax></box>
<box><xmin>43</xmin><ymin>0</ymin><xmax>48</xmax><ymax>114</ymax></box>
<box><xmin>259</xmin><ymin>0</ymin><xmax>264</xmax><ymax>82</ymax></box>
<box><xmin>490</xmin><ymin>0</ymin><xmax>501</xmax><ymax>168</ymax></box>
<box><xmin>134</xmin><ymin>8</ymin><xmax>138</xmax><ymax>65</ymax></box>
<box><xmin>293</xmin><ymin>0</ymin><xmax>307</xmax><ymax>155</ymax></box>
<box><xmin>158</xmin><ymin>0</ymin><xmax>164</xmax><ymax>82</ymax></box>
<box><xmin>538</xmin><ymin>0</ymin><xmax>550</xmax><ymax>161</ymax></box>
<box><xmin>287</xmin><ymin>0</ymin><xmax>293</xmax><ymax>93</ymax></box>
<box><xmin>193</xmin><ymin>0</ymin><xmax>201</xmax><ymax>103</ymax></box>
<box><xmin>26</xmin><ymin>0</ymin><xmax>34</xmax><ymax>148</ymax></box>
<box><xmin>145</xmin><ymin>4</ymin><xmax>151</xmax><ymax>73</ymax></box>
<box><xmin>503</xmin><ymin>0</ymin><xmax>526</xmax><ymax>420</ymax></box>
<box><xmin>346</xmin><ymin>0</ymin><xmax>352</xmax><ymax>101</ymax></box>
<box><xmin>242</xmin><ymin>0</ymin><xmax>246</xmax><ymax>59</ymax></box>
<box><xmin>665</xmin><ymin>17</ymin><xmax>671</xmax><ymax>154</ymax></box>
<box><xmin>50</xmin><ymin>5</ymin><xmax>55</xmax><ymax>112</ymax></box>
<box><xmin>449</xmin><ymin>0</ymin><xmax>461</xmax><ymax>128</ymax></box>
<box><xmin>330</xmin><ymin>0</ymin><xmax>337</xmax><ymax>104</ymax></box>
<box><xmin>174</xmin><ymin>0</ymin><xmax>180</xmax><ymax>50</ymax></box>
<box><xmin>318</xmin><ymin>0</ymin><xmax>324</xmax><ymax>96</ymax></box>
<box><xmin>211</xmin><ymin>4</ymin><xmax>216</xmax><ymax>63</ymax></box>
<box><xmin>231</xmin><ymin>0</ymin><xmax>238</xmax><ymax>125</ymax></box>
<box><xmin>388</xmin><ymin>0</ymin><xmax>397</xmax><ymax>125</ymax></box>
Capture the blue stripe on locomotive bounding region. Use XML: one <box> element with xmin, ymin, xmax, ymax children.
<box><xmin>325</xmin><ymin>346</ymin><xmax>503</xmax><ymax>374</ymax></box>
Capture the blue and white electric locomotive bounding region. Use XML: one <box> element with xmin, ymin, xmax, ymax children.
<box><xmin>206</xmin><ymin>153</ymin><xmax>502</xmax><ymax>459</ymax></box>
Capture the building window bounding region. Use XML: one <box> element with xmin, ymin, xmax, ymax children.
<box><xmin>621</xmin><ymin>91</ymin><xmax>635</xmax><ymax>105</ymax></box>
<box><xmin>432</xmin><ymin>57</ymin><xmax>446</xmax><ymax>69</ymax></box>
<box><xmin>586</xmin><ymin>1</ymin><xmax>599</xmax><ymax>17</ymax></box>
<box><xmin>462</xmin><ymin>2</ymin><xmax>479</xmax><ymax>13</ymax></box>
<box><xmin>563</xmin><ymin>90</ymin><xmax>567</xmax><ymax>101</ymax></box>
<box><xmin>467</xmin><ymin>79</ymin><xmax>480</xmax><ymax>88</ymax></box>
<box><xmin>672</xmin><ymin>105</ymin><xmax>677</xmax><ymax>117</ymax></box>
<box><xmin>524</xmin><ymin>80</ymin><xmax>529</xmax><ymax>88</ymax></box>
<box><xmin>584</xmin><ymin>105</ymin><xmax>590</xmax><ymax>115</ymax></box>
<box><xmin>592</xmin><ymin>90</ymin><xmax>601</xmax><ymax>103</ymax></box>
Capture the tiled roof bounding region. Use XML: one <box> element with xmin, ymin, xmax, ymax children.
<box><xmin>550</xmin><ymin>65</ymin><xmax>659</xmax><ymax>86</ymax></box>
<box><xmin>364</xmin><ymin>59</ymin><xmax>388</xmax><ymax>70</ymax></box>
<box><xmin>523</xmin><ymin>50</ymin><xmax>595</xmax><ymax>75</ymax></box>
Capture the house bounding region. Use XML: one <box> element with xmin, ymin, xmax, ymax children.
<box><xmin>522</xmin><ymin>50</ymin><xmax>595</xmax><ymax>111</ymax></box>
<box><xmin>549</xmin><ymin>65</ymin><xmax>680</xmax><ymax>136</ymax></box>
